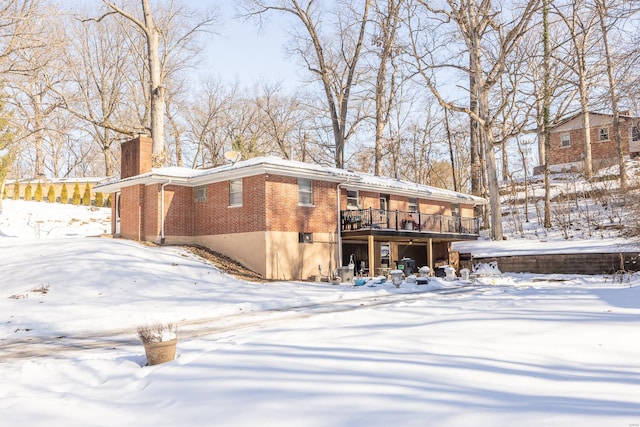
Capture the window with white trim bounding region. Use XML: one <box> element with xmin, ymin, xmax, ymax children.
<box><xmin>599</xmin><ymin>127</ymin><xmax>610</xmax><ymax>141</ymax></box>
<box><xmin>408</xmin><ymin>197</ymin><xmax>418</xmax><ymax>213</ymax></box>
<box><xmin>194</xmin><ymin>185</ymin><xmax>207</xmax><ymax>202</ymax></box>
<box><xmin>346</xmin><ymin>190</ymin><xmax>359</xmax><ymax>209</ymax></box>
<box><xmin>229</xmin><ymin>178</ymin><xmax>242</xmax><ymax>207</ymax></box>
<box><xmin>298</xmin><ymin>178</ymin><xmax>313</xmax><ymax>206</ymax></box>
<box><xmin>560</xmin><ymin>134</ymin><xmax>571</xmax><ymax>147</ymax></box>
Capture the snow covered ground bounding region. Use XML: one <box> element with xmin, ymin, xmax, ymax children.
<box><xmin>1</xmin><ymin>199</ymin><xmax>639</xmax><ymax>427</ymax></box>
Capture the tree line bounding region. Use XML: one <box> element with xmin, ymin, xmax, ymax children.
<box><xmin>0</xmin><ymin>0</ymin><xmax>638</xmax><ymax>240</ymax></box>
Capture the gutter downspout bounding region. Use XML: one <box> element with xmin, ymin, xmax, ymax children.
<box><xmin>160</xmin><ymin>180</ymin><xmax>171</xmax><ymax>244</ymax></box>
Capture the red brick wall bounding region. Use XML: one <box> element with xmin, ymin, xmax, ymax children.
<box><xmin>191</xmin><ymin>175</ymin><xmax>267</xmax><ymax>236</ymax></box>
<box><xmin>359</xmin><ymin>191</ymin><xmax>379</xmax><ymax>209</ymax></box>
<box><xmin>549</xmin><ymin>122</ymin><xmax>636</xmax><ymax>167</ymax></box>
<box><xmin>266</xmin><ymin>176</ymin><xmax>337</xmax><ymax>233</ymax></box>
<box><xmin>120</xmin><ymin>185</ymin><xmax>144</xmax><ymax>240</ymax></box>
<box><xmin>143</xmin><ymin>184</ymin><xmax>160</xmax><ymax>238</ymax></box>
<box><xmin>340</xmin><ymin>190</ymin><xmax>463</xmax><ymax>216</ymax></box>
<box><xmin>162</xmin><ymin>185</ymin><xmax>194</xmax><ymax>237</ymax></box>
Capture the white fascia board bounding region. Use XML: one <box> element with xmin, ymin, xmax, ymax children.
<box><xmin>188</xmin><ymin>162</ymin><xmax>357</xmax><ymax>185</ymax></box>
<box><xmin>94</xmin><ymin>173</ymin><xmax>193</xmax><ymax>193</ymax></box>
<box><xmin>352</xmin><ymin>181</ymin><xmax>487</xmax><ymax>206</ymax></box>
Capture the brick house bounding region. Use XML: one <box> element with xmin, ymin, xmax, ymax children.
<box><xmin>96</xmin><ymin>136</ymin><xmax>487</xmax><ymax>281</ymax></box>
<box><xmin>548</xmin><ymin>111</ymin><xmax>640</xmax><ymax>172</ymax></box>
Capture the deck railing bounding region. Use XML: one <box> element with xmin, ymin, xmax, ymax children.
<box><xmin>340</xmin><ymin>208</ymin><xmax>480</xmax><ymax>235</ymax></box>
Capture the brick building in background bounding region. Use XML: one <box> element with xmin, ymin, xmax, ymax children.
<box><xmin>97</xmin><ymin>136</ymin><xmax>486</xmax><ymax>281</ymax></box>
<box><xmin>548</xmin><ymin>111</ymin><xmax>640</xmax><ymax>173</ymax></box>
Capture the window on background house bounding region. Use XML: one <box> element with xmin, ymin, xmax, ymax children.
<box><xmin>229</xmin><ymin>178</ymin><xmax>242</xmax><ymax>206</ymax></box>
<box><xmin>560</xmin><ymin>134</ymin><xmax>571</xmax><ymax>147</ymax></box>
<box><xmin>347</xmin><ymin>190</ymin><xmax>359</xmax><ymax>209</ymax></box>
<box><xmin>194</xmin><ymin>185</ymin><xmax>207</xmax><ymax>202</ymax></box>
<box><xmin>451</xmin><ymin>203</ymin><xmax>460</xmax><ymax>217</ymax></box>
<box><xmin>408</xmin><ymin>197</ymin><xmax>418</xmax><ymax>213</ymax></box>
<box><xmin>379</xmin><ymin>196</ymin><xmax>388</xmax><ymax>212</ymax></box>
<box><xmin>298</xmin><ymin>178</ymin><xmax>313</xmax><ymax>206</ymax></box>
<box><xmin>599</xmin><ymin>127</ymin><xmax>610</xmax><ymax>141</ymax></box>
<box><xmin>632</xmin><ymin>125</ymin><xmax>640</xmax><ymax>142</ymax></box>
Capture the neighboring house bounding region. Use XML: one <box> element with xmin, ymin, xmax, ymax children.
<box><xmin>547</xmin><ymin>111</ymin><xmax>640</xmax><ymax>173</ymax></box>
<box><xmin>96</xmin><ymin>136</ymin><xmax>487</xmax><ymax>281</ymax></box>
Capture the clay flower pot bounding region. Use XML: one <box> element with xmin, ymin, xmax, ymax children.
<box><xmin>137</xmin><ymin>323</ymin><xmax>178</xmax><ymax>366</ymax></box>
<box><xmin>143</xmin><ymin>339</ymin><xmax>177</xmax><ymax>366</ymax></box>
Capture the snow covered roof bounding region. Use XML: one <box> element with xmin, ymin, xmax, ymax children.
<box><xmin>550</xmin><ymin>111</ymin><xmax>640</xmax><ymax>132</ymax></box>
<box><xmin>95</xmin><ymin>156</ymin><xmax>487</xmax><ymax>206</ymax></box>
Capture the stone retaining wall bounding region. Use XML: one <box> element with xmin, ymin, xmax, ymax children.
<box><xmin>459</xmin><ymin>252</ymin><xmax>639</xmax><ymax>275</ymax></box>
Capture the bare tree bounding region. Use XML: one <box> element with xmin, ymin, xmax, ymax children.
<box><xmin>594</xmin><ymin>0</ymin><xmax>627</xmax><ymax>191</ymax></box>
<box><xmin>61</xmin><ymin>13</ymin><xmax>138</xmax><ymax>177</ymax></box>
<box><xmin>553</xmin><ymin>0</ymin><xmax>599</xmax><ymax>178</ymax></box>
<box><xmin>371</xmin><ymin>0</ymin><xmax>405</xmax><ymax>176</ymax></box>
<box><xmin>254</xmin><ymin>81</ymin><xmax>305</xmax><ymax>159</ymax></box>
<box><xmin>409</xmin><ymin>0</ymin><xmax>540</xmax><ymax>240</ymax></box>
<box><xmin>98</xmin><ymin>0</ymin><xmax>216</xmax><ymax>167</ymax></box>
<box><xmin>184</xmin><ymin>77</ymin><xmax>236</xmax><ymax>169</ymax></box>
<box><xmin>241</xmin><ymin>0</ymin><xmax>371</xmax><ymax>168</ymax></box>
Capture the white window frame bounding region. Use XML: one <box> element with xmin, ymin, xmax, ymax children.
<box><xmin>346</xmin><ymin>190</ymin><xmax>359</xmax><ymax>210</ymax></box>
<box><xmin>194</xmin><ymin>185</ymin><xmax>207</xmax><ymax>202</ymax></box>
<box><xmin>298</xmin><ymin>178</ymin><xmax>313</xmax><ymax>206</ymax></box>
<box><xmin>229</xmin><ymin>178</ymin><xmax>242</xmax><ymax>207</ymax></box>
<box><xmin>599</xmin><ymin>127</ymin><xmax>610</xmax><ymax>142</ymax></box>
<box><xmin>560</xmin><ymin>133</ymin><xmax>571</xmax><ymax>148</ymax></box>
<box><xmin>379</xmin><ymin>196</ymin><xmax>388</xmax><ymax>212</ymax></box>
<box><xmin>408</xmin><ymin>197</ymin><xmax>418</xmax><ymax>213</ymax></box>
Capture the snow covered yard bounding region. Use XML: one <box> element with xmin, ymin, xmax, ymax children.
<box><xmin>0</xmin><ymin>200</ymin><xmax>639</xmax><ymax>427</ymax></box>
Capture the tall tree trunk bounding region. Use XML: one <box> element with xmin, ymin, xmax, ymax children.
<box><xmin>141</xmin><ymin>0</ymin><xmax>166</xmax><ymax>166</ymax></box>
<box><xmin>542</xmin><ymin>0</ymin><xmax>552</xmax><ymax>228</ymax></box>
<box><xmin>479</xmin><ymin>89</ymin><xmax>503</xmax><ymax>240</ymax></box>
<box><xmin>33</xmin><ymin>92</ymin><xmax>46</xmax><ymax>178</ymax></box>
<box><xmin>469</xmin><ymin>61</ymin><xmax>481</xmax><ymax>197</ymax></box>
<box><xmin>579</xmin><ymin>80</ymin><xmax>593</xmax><ymax>178</ymax></box>
<box><xmin>103</xmin><ymin>0</ymin><xmax>167</xmax><ymax>166</ymax></box>
<box><xmin>444</xmin><ymin>107</ymin><xmax>458</xmax><ymax>191</ymax></box>
<box><xmin>595</xmin><ymin>0</ymin><xmax>626</xmax><ymax>191</ymax></box>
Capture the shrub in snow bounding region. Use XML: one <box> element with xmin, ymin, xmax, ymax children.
<box><xmin>95</xmin><ymin>192</ymin><xmax>104</xmax><ymax>207</ymax></box>
<box><xmin>47</xmin><ymin>185</ymin><xmax>56</xmax><ymax>203</ymax></box>
<box><xmin>60</xmin><ymin>183</ymin><xmax>68</xmax><ymax>204</ymax></box>
<box><xmin>72</xmin><ymin>182</ymin><xmax>81</xmax><ymax>206</ymax></box>
<box><xmin>82</xmin><ymin>183</ymin><xmax>91</xmax><ymax>206</ymax></box>
<box><xmin>105</xmin><ymin>194</ymin><xmax>111</xmax><ymax>208</ymax></box>
<box><xmin>24</xmin><ymin>181</ymin><xmax>32</xmax><ymax>201</ymax></box>
<box><xmin>2</xmin><ymin>186</ymin><xmax>6</xmax><ymax>199</ymax></box>
<box><xmin>137</xmin><ymin>323</ymin><xmax>177</xmax><ymax>344</ymax></box>
<box><xmin>34</xmin><ymin>182</ymin><xmax>43</xmax><ymax>202</ymax></box>
<box><xmin>12</xmin><ymin>181</ymin><xmax>19</xmax><ymax>200</ymax></box>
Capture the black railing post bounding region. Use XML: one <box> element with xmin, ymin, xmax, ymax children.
<box><xmin>395</xmin><ymin>209</ymin><xmax>399</xmax><ymax>230</ymax></box>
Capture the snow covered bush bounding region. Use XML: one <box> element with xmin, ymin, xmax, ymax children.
<box><xmin>137</xmin><ymin>323</ymin><xmax>177</xmax><ymax>344</ymax></box>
